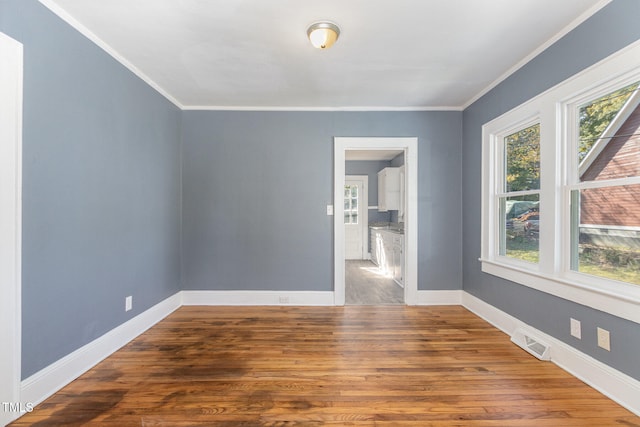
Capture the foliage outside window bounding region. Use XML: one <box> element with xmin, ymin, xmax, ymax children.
<box><xmin>570</xmin><ymin>82</ymin><xmax>640</xmax><ymax>286</ymax></box>
<box><xmin>498</xmin><ymin>124</ymin><xmax>541</xmax><ymax>263</ymax></box>
<box><xmin>481</xmin><ymin>42</ymin><xmax>640</xmax><ymax>323</ymax></box>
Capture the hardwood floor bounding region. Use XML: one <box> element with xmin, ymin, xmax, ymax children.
<box><xmin>345</xmin><ymin>260</ymin><xmax>404</xmax><ymax>305</ymax></box>
<box><xmin>11</xmin><ymin>306</ymin><xmax>639</xmax><ymax>426</ymax></box>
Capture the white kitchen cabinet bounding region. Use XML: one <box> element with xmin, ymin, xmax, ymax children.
<box><xmin>377</xmin><ymin>167</ymin><xmax>400</xmax><ymax>212</ymax></box>
<box><xmin>369</xmin><ymin>227</ymin><xmax>404</xmax><ymax>286</ymax></box>
<box><xmin>392</xmin><ymin>234</ymin><xmax>404</xmax><ymax>286</ymax></box>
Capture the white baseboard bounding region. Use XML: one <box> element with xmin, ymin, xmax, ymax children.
<box><xmin>180</xmin><ymin>290</ymin><xmax>335</xmax><ymax>306</ymax></box>
<box><xmin>462</xmin><ymin>291</ymin><xmax>640</xmax><ymax>417</ymax></box>
<box><xmin>20</xmin><ymin>293</ymin><xmax>181</xmax><ymax>407</ymax></box>
<box><xmin>416</xmin><ymin>290</ymin><xmax>463</xmax><ymax>305</ymax></box>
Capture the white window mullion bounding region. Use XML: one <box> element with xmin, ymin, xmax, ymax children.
<box><xmin>538</xmin><ymin>104</ymin><xmax>557</xmax><ymax>275</ymax></box>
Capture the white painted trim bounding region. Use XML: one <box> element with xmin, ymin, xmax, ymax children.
<box><xmin>181</xmin><ymin>105</ymin><xmax>463</xmax><ymax>112</ymax></box>
<box><xmin>480</xmin><ymin>40</ymin><xmax>640</xmax><ymax>324</ymax></box>
<box><xmin>481</xmin><ymin>260</ymin><xmax>640</xmax><ymax>324</ymax></box>
<box><xmin>180</xmin><ymin>290</ymin><xmax>334</xmax><ymax>306</ymax></box>
<box><xmin>20</xmin><ymin>293</ymin><xmax>181</xmax><ymax>409</ymax></box>
<box><xmin>345</xmin><ymin>175</ymin><xmax>369</xmax><ymax>260</ymax></box>
<box><xmin>38</xmin><ymin>0</ymin><xmax>183</xmax><ymax>109</ymax></box>
<box><xmin>462</xmin><ymin>292</ymin><xmax>640</xmax><ymax>417</ymax></box>
<box><xmin>0</xmin><ymin>32</ymin><xmax>23</xmax><ymax>427</ymax></box>
<box><xmin>416</xmin><ymin>290</ymin><xmax>463</xmax><ymax>305</ymax></box>
<box><xmin>334</xmin><ymin>138</ymin><xmax>418</xmax><ymax>306</ymax></box>
<box><xmin>462</xmin><ymin>0</ymin><xmax>613</xmax><ymax>109</ymax></box>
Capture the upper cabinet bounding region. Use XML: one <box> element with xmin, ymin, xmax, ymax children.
<box><xmin>378</xmin><ymin>167</ymin><xmax>400</xmax><ymax>211</ymax></box>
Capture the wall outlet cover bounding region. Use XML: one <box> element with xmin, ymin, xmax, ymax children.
<box><xmin>597</xmin><ymin>327</ymin><xmax>610</xmax><ymax>351</ymax></box>
<box><xmin>125</xmin><ymin>296</ymin><xmax>133</xmax><ymax>312</ymax></box>
<box><xmin>570</xmin><ymin>318</ymin><xmax>581</xmax><ymax>339</ymax></box>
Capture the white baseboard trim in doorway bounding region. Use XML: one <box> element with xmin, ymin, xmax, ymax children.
<box><xmin>462</xmin><ymin>292</ymin><xmax>640</xmax><ymax>417</ymax></box>
<box><xmin>415</xmin><ymin>290</ymin><xmax>463</xmax><ymax>305</ymax></box>
<box><xmin>181</xmin><ymin>290</ymin><xmax>335</xmax><ymax>306</ymax></box>
<box><xmin>20</xmin><ymin>292</ymin><xmax>182</xmax><ymax>408</ymax></box>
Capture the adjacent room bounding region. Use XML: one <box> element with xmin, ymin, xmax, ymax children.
<box><xmin>1</xmin><ymin>0</ymin><xmax>640</xmax><ymax>425</ymax></box>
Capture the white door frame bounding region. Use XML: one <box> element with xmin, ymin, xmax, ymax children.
<box><xmin>334</xmin><ymin>137</ymin><xmax>418</xmax><ymax>305</ymax></box>
<box><xmin>0</xmin><ymin>31</ymin><xmax>23</xmax><ymax>426</ymax></box>
<box><xmin>344</xmin><ymin>175</ymin><xmax>368</xmax><ymax>260</ymax></box>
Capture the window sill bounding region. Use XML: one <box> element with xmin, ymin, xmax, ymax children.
<box><xmin>479</xmin><ymin>258</ymin><xmax>640</xmax><ymax>324</ymax></box>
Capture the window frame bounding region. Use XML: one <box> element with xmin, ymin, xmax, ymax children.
<box><xmin>481</xmin><ymin>40</ymin><xmax>640</xmax><ymax>325</ymax></box>
<box><xmin>494</xmin><ymin>118</ymin><xmax>542</xmax><ymax>268</ymax></box>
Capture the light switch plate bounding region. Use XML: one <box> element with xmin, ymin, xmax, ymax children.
<box><xmin>326</xmin><ymin>205</ymin><xmax>334</xmax><ymax>215</ymax></box>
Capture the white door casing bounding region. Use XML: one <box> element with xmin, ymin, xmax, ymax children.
<box><xmin>344</xmin><ymin>176</ymin><xmax>368</xmax><ymax>260</ymax></box>
<box><xmin>334</xmin><ymin>137</ymin><xmax>418</xmax><ymax>306</ymax></box>
<box><xmin>0</xmin><ymin>31</ymin><xmax>23</xmax><ymax>426</ymax></box>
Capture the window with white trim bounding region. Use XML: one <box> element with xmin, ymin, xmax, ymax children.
<box><xmin>568</xmin><ymin>81</ymin><xmax>640</xmax><ymax>285</ymax></box>
<box><xmin>481</xmin><ymin>41</ymin><xmax>640</xmax><ymax>323</ymax></box>
<box><xmin>498</xmin><ymin>122</ymin><xmax>541</xmax><ymax>264</ymax></box>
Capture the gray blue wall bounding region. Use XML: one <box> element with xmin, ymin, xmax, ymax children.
<box><xmin>1</xmin><ymin>0</ymin><xmax>182</xmax><ymax>378</ymax></box>
<box><xmin>462</xmin><ymin>0</ymin><xmax>640</xmax><ymax>381</ymax></box>
<box><xmin>345</xmin><ymin>160</ymin><xmax>393</xmax><ymax>225</ymax></box>
<box><xmin>181</xmin><ymin>111</ymin><xmax>463</xmax><ymax>292</ymax></box>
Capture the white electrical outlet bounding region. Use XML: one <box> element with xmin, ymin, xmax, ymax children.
<box><xmin>326</xmin><ymin>205</ymin><xmax>334</xmax><ymax>215</ymax></box>
<box><xmin>125</xmin><ymin>296</ymin><xmax>133</xmax><ymax>312</ymax></box>
<box><xmin>597</xmin><ymin>327</ymin><xmax>610</xmax><ymax>351</ymax></box>
<box><xmin>570</xmin><ymin>318</ymin><xmax>581</xmax><ymax>339</ymax></box>
<box><xmin>279</xmin><ymin>296</ymin><xmax>290</xmax><ymax>304</ymax></box>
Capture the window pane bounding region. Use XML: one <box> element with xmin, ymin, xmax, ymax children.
<box><xmin>351</xmin><ymin>198</ymin><xmax>358</xmax><ymax>209</ymax></box>
<box><xmin>500</xmin><ymin>194</ymin><xmax>540</xmax><ymax>263</ymax></box>
<box><xmin>579</xmin><ymin>82</ymin><xmax>639</xmax><ymax>182</ymax></box>
<box><xmin>505</xmin><ymin>123</ymin><xmax>540</xmax><ymax>192</ymax></box>
<box><xmin>344</xmin><ymin>186</ymin><xmax>350</xmax><ymax>198</ymax></box>
<box><xmin>344</xmin><ymin>213</ymin><xmax>350</xmax><ymax>224</ymax></box>
<box><xmin>352</xmin><ymin>213</ymin><xmax>358</xmax><ymax>224</ymax></box>
<box><xmin>351</xmin><ymin>186</ymin><xmax>358</xmax><ymax>198</ymax></box>
<box><xmin>571</xmin><ymin>185</ymin><xmax>640</xmax><ymax>285</ymax></box>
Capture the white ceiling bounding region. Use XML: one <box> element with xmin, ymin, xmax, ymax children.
<box><xmin>40</xmin><ymin>0</ymin><xmax>609</xmax><ymax>110</ymax></box>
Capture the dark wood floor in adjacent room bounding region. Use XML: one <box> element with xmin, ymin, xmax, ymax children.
<box><xmin>11</xmin><ymin>305</ymin><xmax>639</xmax><ymax>426</ymax></box>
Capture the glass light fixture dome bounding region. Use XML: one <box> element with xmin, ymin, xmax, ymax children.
<box><xmin>307</xmin><ymin>21</ymin><xmax>340</xmax><ymax>49</ymax></box>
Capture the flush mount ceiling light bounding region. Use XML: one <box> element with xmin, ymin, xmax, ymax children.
<box><xmin>307</xmin><ymin>21</ymin><xmax>340</xmax><ymax>49</ymax></box>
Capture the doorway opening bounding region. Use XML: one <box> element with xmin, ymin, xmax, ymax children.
<box><xmin>334</xmin><ymin>138</ymin><xmax>418</xmax><ymax>306</ymax></box>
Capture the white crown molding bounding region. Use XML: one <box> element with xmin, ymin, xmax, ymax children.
<box><xmin>180</xmin><ymin>105</ymin><xmax>464</xmax><ymax>112</ymax></box>
<box><xmin>462</xmin><ymin>0</ymin><xmax>613</xmax><ymax>110</ymax></box>
<box><xmin>181</xmin><ymin>290</ymin><xmax>334</xmax><ymax>306</ymax></box>
<box><xmin>38</xmin><ymin>0</ymin><xmax>184</xmax><ymax>109</ymax></box>
<box><xmin>21</xmin><ymin>293</ymin><xmax>181</xmax><ymax>409</ymax></box>
<box><xmin>462</xmin><ymin>291</ymin><xmax>640</xmax><ymax>417</ymax></box>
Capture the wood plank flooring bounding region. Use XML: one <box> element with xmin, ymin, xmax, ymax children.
<box><xmin>10</xmin><ymin>305</ymin><xmax>639</xmax><ymax>426</ymax></box>
<box><xmin>345</xmin><ymin>260</ymin><xmax>404</xmax><ymax>305</ymax></box>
